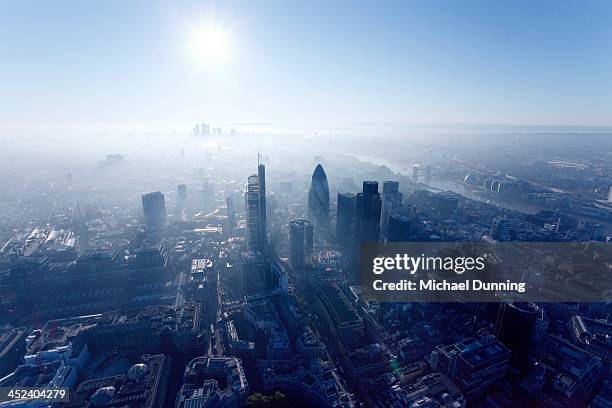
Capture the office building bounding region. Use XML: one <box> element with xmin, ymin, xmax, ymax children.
<box><xmin>356</xmin><ymin>181</ymin><xmax>382</xmax><ymax>246</ymax></box>
<box><xmin>258</xmin><ymin>162</ymin><xmax>267</xmax><ymax>253</ymax></box>
<box><xmin>289</xmin><ymin>219</ymin><xmax>313</xmax><ymax>272</ymax></box>
<box><xmin>336</xmin><ymin>192</ymin><xmax>357</xmax><ymax>244</ymax></box>
<box><xmin>432</xmin><ymin>334</ymin><xmax>510</xmax><ymax>400</ymax></box>
<box><xmin>175</xmin><ymin>356</ymin><xmax>249</xmax><ymax>408</ymax></box>
<box><xmin>381</xmin><ymin>181</ymin><xmax>403</xmax><ymax>240</ymax></box>
<box><xmin>176</xmin><ymin>184</ymin><xmax>187</xmax><ymax>215</ymax></box>
<box><xmin>142</xmin><ymin>192</ymin><xmax>166</xmax><ymax>228</ymax></box>
<box><xmin>387</xmin><ymin>214</ymin><xmax>411</xmax><ymax>242</ymax></box>
<box><xmin>308</xmin><ymin>164</ymin><xmax>330</xmax><ymax>235</ymax></box>
<box><xmin>226</xmin><ymin>195</ymin><xmax>236</xmax><ymax>234</ymax></box>
<box><xmin>494</xmin><ymin>302</ymin><xmax>539</xmax><ymax>374</ymax></box>
<box><xmin>66</xmin><ymin>354</ymin><xmax>170</xmax><ymax>408</ymax></box>
<box><xmin>245</xmin><ymin>168</ymin><xmax>267</xmax><ymax>253</ymax></box>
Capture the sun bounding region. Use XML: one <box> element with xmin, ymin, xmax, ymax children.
<box><xmin>187</xmin><ymin>23</ymin><xmax>232</xmax><ymax>69</ymax></box>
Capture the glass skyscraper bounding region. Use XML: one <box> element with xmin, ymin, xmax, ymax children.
<box><xmin>308</xmin><ymin>164</ymin><xmax>330</xmax><ymax>235</ymax></box>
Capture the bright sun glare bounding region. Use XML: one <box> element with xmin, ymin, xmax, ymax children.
<box><xmin>188</xmin><ymin>24</ymin><xmax>232</xmax><ymax>69</ymax></box>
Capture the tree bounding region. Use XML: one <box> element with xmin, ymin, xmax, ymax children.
<box><xmin>245</xmin><ymin>391</ymin><xmax>290</xmax><ymax>408</ymax></box>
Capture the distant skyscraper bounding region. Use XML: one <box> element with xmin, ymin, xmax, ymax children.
<box><xmin>258</xmin><ymin>162</ymin><xmax>267</xmax><ymax>254</ymax></box>
<box><xmin>141</xmin><ymin>192</ymin><xmax>166</xmax><ymax>228</ymax></box>
<box><xmin>336</xmin><ymin>192</ymin><xmax>357</xmax><ymax>244</ymax></box>
<box><xmin>387</xmin><ymin>214</ymin><xmax>411</xmax><ymax>242</ymax></box>
<box><xmin>245</xmin><ymin>161</ymin><xmax>267</xmax><ymax>253</ymax></box>
<box><xmin>176</xmin><ymin>184</ymin><xmax>187</xmax><ymax>215</ymax></box>
<box><xmin>608</xmin><ymin>186</ymin><xmax>612</xmax><ymax>203</ymax></box>
<box><xmin>289</xmin><ymin>219</ymin><xmax>314</xmax><ymax>272</ymax></box>
<box><xmin>245</xmin><ymin>175</ymin><xmax>262</xmax><ymax>251</ymax></box>
<box><xmin>308</xmin><ymin>164</ymin><xmax>330</xmax><ymax>234</ymax></box>
<box><xmin>494</xmin><ymin>302</ymin><xmax>539</xmax><ymax>375</ymax></box>
<box><xmin>356</xmin><ymin>181</ymin><xmax>382</xmax><ymax>246</ymax></box>
<box><xmin>226</xmin><ymin>195</ymin><xmax>236</xmax><ymax>234</ymax></box>
<box><xmin>381</xmin><ymin>181</ymin><xmax>403</xmax><ymax>240</ymax></box>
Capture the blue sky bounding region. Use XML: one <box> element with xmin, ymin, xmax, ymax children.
<box><xmin>1</xmin><ymin>0</ymin><xmax>611</xmax><ymax>131</ymax></box>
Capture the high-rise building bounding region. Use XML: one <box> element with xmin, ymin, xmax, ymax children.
<box><xmin>494</xmin><ymin>302</ymin><xmax>539</xmax><ymax>375</ymax></box>
<box><xmin>289</xmin><ymin>219</ymin><xmax>314</xmax><ymax>272</ymax></box>
<box><xmin>245</xmin><ymin>161</ymin><xmax>267</xmax><ymax>254</ymax></box>
<box><xmin>142</xmin><ymin>192</ymin><xmax>166</xmax><ymax>228</ymax></box>
<box><xmin>258</xmin><ymin>162</ymin><xmax>267</xmax><ymax>254</ymax></box>
<box><xmin>241</xmin><ymin>251</ymin><xmax>267</xmax><ymax>296</ymax></box>
<box><xmin>356</xmin><ymin>181</ymin><xmax>382</xmax><ymax>246</ymax></box>
<box><xmin>308</xmin><ymin>164</ymin><xmax>330</xmax><ymax>235</ymax></box>
<box><xmin>245</xmin><ymin>175</ymin><xmax>262</xmax><ymax>251</ymax></box>
<box><xmin>226</xmin><ymin>195</ymin><xmax>236</xmax><ymax>235</ymax></box>
<box><xmin>608</xmin><ymin>186</ymin><xmax>612</xmax><ymax>203</ymax></box>
<box><xmin>176</xmin><ymin>184</ymin><xmax>187</xmax><ymax>215</ymax></box>
<box><xmin>381</xmin><ymin>181</ymin><xmax>403</xmax><ymax>240</ymax></box>
<box><xmin>336</xmin><ymin>192</ymin><xmax>357</xmax><ymax>244</ymax></box>
<box><xmin>201</xmin><ymin>122</ymin><xmax>210</xmax><ymax>136</ymax></box>
<box><xmin>387</xmin><ymin>214</ymin><xmax>411</xmax><ymax>242</ymax></box>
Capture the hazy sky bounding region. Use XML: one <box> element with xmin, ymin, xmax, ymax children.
<box><xmin>1</xmin><ymin>0</ymin><xmax>611</xmax><ymax>132</ymax></box>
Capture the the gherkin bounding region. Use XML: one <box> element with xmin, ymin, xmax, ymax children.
<box><xmin>308</xmin><ymin>164</ymin><xmax>330</xmax><ymax>233</ymax></box>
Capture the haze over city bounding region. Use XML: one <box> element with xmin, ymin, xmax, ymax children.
<box><xmin>0</xmin><ymin>1</ymin><xmax>612</xmax><ymax>408</ymax></box>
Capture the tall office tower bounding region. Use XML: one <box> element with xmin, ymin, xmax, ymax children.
<box><xmin>200</xmin><ymin>122</ymin><xmax>208</xmax><ymax>136</ymax></box>
<box><xmin>142</xmin><ymin>192</ymin><xmax>166</xmax><ymax>228</ymax></box>
<box><xmin>176</xmin><ymin>184</ymin><xmax>187</xmax><ymax>215</ymax></box>
<box><xmin>413</xmin><ymin>165</ymin><xmax>419</xmax><ymax>182</ymax></box>
<box><xmin>356</xmin><ymin>181</ymin><xmax>382</xmax><ymax>246</ymax></box>
<box><xmin>490</xmin><ymin>217</ymin><xmax>511</xmax><ymax>241</ymax></box>
<box><xmin>193</xmin><ymin>124</ymin><xmax>200</xmax><ymax>136</ymax></box>
<box><xmin>241</xmin><ymin>251</ymin><xmax>267</xmax><ymax>296</ymax></box>
<box><xmin>308</xmin><ymin>164</ymin><xmax>330</xmax><ymax>234</ymax></box>
<box><xmin>245</xmin><ymin>174</ymin><xmax>262</xmax><ymax>251</ymax></box>
<box><xmin>608</xmin><ymin>186</ymin><xmax>612</xmax><ymax>203</ymax></box>
<box><xmin>257</xmin><ymin>162</ymin><xmax>267</xmax><ymax>254</ymax></box>
<box><xmin>424</xmin><ymin>165</ymin><xmax>432</xmax><ymax>184</ymax></box>
<box><xmin>289</xmin><ymin>219</ymin><xmax>314</xmax><ymax>272</ymax></box>
<box><xmin>494</xmin><ymin>302</ymin><xmax>539</xmax><ymax>375</ymax></box>
<box><xmin>226</xmin><ymin>195</ymin><xmax>236</xmax><ymax>234</ymax></box>
<box><xmin>387</xmin><ymin>214</ymin><xmax>411</xmax><ymax>242</ymax></box>
<box><xmin>381</xmin><ymin>181</ymin><xmax>403</xmax><ymax>240</ymax></box>
<box><xmin>244</xmin><ymin>162</ymin><xmax>267</xmax><ymax>253</ymax></box>
<box><xmin>336</xmin><ymin>192</ymin><xmax>357</xmax><ymax>244</ymax></box>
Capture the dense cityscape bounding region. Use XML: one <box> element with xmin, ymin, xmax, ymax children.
<box><xmin>0</xmin><ymin>128</ymin><xmax>611</xmax><ymax>407</ymax></box>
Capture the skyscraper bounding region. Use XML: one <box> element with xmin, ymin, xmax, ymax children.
<box><xmin>494</xmin><ymin>302</ymin><xmax>539</xmax><ymax>375</ymax></box>
<box><xmin>226</xmin><ymin>195</ymin><xmax>235</xmax><ymax>235</ymax></box>
<box><xmin>244</xmin><ymin>161</ymin><xmax>267</xmax><ymax>254</ymax></box>
<box><xmin>176</xmin><ymin>184</ymin><xmax>187</xmax><ymax>215</ymax></box>
<box><xmin>258</xmin><ymin>162</ymin><xmax>267</xmax><ymax>254</ymax></box>
<box><xmin>381</xmin><ymin>181</ymin><xmax>403</xmax><ymax>240</ymax></box>
<box><xmin>308</xmin><ymin>164</ymin><xmax>330</xmax><ymax>235</ymax></box>
<box><xmin>336</xmin><ymin>192</ymin><xmax>357</xmax><ymax>244</ymax></box>
<box><xmin>245</xmin><ymin>175</ymin><xmax>262</xmax><ymax>251</ymax></box>
<box><xmin>289</xmin><ymin>219</ymin><xmax>314</xmax><ymax>272</ymax></box>
<box><xmin>608</xmin><ymin>186</ymin><xmax>612</xmax><ymax>203</ymax></box>
<box><xmin>356</xmin><ymin>181</ymin><xmax>382</xmax><ymax>246</ymax></box>
<box><xmin>387</xmin><ymin>214</ymin><xmax>411</xmax><ymax>242</ymax></box>
<box><xmin>141</xmin><ymin>192</ymin><xmax>166</xmax><ymax>228</ymax></box>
